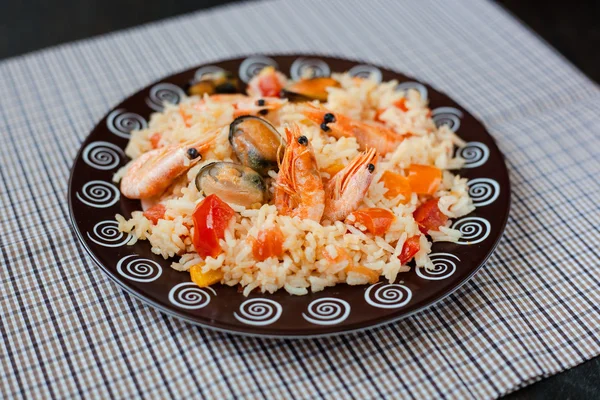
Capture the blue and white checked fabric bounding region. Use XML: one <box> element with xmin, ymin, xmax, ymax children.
<box><xmin>1</xmin><ymin>0</ymin><xmax>599</xmax><ymax>398</ymax></box>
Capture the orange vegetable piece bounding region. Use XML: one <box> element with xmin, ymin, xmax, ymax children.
<box><xmin>348</xmin><ymin>208</ymin><xmax>395</xmax><ymax>236</ymax></box>
<box><xmin>149</xmin><ymin>133</ymin><xmax>162</xmax><ymax>149</ymax></box>
<box><xmin>346</xmin><ymin>264</ymin><xmax>380</xmax><ymax>284</ymax></box>
<box><xmin>192</xmin><ymin>194</ymin><xmax>235</xmax><ymax>258</ymax></box>
<box><xmin>190</xmin><ymin>264</ymin><xmax>223</xmax><ymax>287</ymax></box>
<box><xmin>414</xmin><ymin>199</ymin><xmax>448</xmax><ymax>233</ymax></box>
<box><xmin>399</xmin><ymin>236</ymin><xmax>421</xmax><ymax>264</ymax></box>
<box><xmin>408</xmin><ymin>164</ymin><xmax>442</xmax><ymax>195</ymax></box>
<box><xmin>143</xmin><ymin>203</ymin><xmax>166</xmax><ymax>224</ymax></box>
<box><xmin>257</xmin><ymin>67</ymin><xmax>285</xmax><ymax>97</ymax></box>
<box><xmin>252</xmin><ymin>226</ymin><xmax>284</xmax><ymax>261</ymax></box>
<box><xmin>380</xmin><ymin>170</ymin><xmax>412</xmax><ymax>203</ymax></box>
<box><xmin>393</xmin><ymin>98</ymin><xmax>408</xmax><ymax>112</ymax></box>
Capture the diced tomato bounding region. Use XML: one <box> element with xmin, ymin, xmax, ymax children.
<box><xmin>348</xmin><ymin>208</ymin><xmax>395</xmax><ymax>236</ymax></box>
<box><xmin>413</xmin><ymin>199</ymin><xmax>448</xmax><ymax>234</ymax></box>
<box><xmin>143</xmin><ymin>203</ymin><xmax>166</xmax><ymax>224</ymax></box>
<box><xmin>192</xmin><ymin>194</ymin><xmax>235</xmax><ymax>258</ymax></box>
<box><xmin>393</xmin><ymin>98</ymin><xmax>408</xmax><ymax>112</ymax></box>
<box><xmin>189</xmin><ymin>264</ymin><xmax>223</xmax><ymax>287</ymax></box>
<box><xmin>380</xmin><ymin>170</ymin><xmax>412</xmax><ymax>203</ymax></box>
<box><xmin>408</xmin><ymin>164</ymin><xmax>442</xmax><ymax>195</ymax></box>
<box><xmin>252</xmin><ymin>226</ymin><xmax>284</xmax><ymax>261</ymax></box>
<box><xmin>149</xmin><ymin>133</ymin><xmax>162</xmax><ymax>149</ymax></box>
<box><xmin>399</xmin><ymin>236</ymin><xmax>421</xmax><ymax>265</ymax></box>
<box><xmin>257</xmin><ymin>67</ymin><xmax>284</xmax><ymax>97</ymax></box>
<box><xmin>345</xmin><ymin>264</ymin><xmax>380</xmax><ymax>284</ymax></box>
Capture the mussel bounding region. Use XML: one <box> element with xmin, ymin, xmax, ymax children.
<box><xmin>229</xmin><ymin>116</ymin><xmax>284</xmax><ymax>175</ymax></box>
<box><xmin>187</xmin><ymin>71</ymin><xmax>239</xmax><ymax>97</ymax></box>
<box><xmin>281</xmin><ymin>77</ymin><xmax>341</xmax><ymax>102</ymax></box>
<box><xmin>195</xmin><ymin>162</ymin><xmax>266</xmax><ymax>207</ymax></box>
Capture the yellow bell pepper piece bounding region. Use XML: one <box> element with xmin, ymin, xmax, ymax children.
<box><xmin>345</xmin><ymin>265</ymin><xmax>380</xmax><ymax>284</ymax></box>
<box><xmin>190</xmin><ymin>264</ymin><xmax>223</xmax><ymax>287</ymax></box>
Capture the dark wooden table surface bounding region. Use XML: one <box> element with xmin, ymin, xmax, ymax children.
<box><xmin>1</xmin><ymin>1</ymin><xmax>598</xmax><ymax>398</ymax></box>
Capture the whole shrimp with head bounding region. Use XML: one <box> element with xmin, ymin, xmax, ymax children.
<box><xmin>301</xmin><ymin>104</ymin><xmax>403</xmax><ymax>155</ymax></box>
<box><xmin>274</xmin><ymin>124</ymin><xmax>325</xmax><ymax>222</ymax></box>
<box><xmin>323</xmin><ymin>148</ymin><xmax>378</xmax><ymax>222</ymax></box>
<box><xmin>193</xmin><ymin>94</ymin><xmax>287</xmax><ymax>118</ymax></box>
<box><xmin>120</xmin><ymin>129</ymin><xmax>218</xmax><ymax>200</ymax></box>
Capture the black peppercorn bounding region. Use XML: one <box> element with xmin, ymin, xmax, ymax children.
<box><xmin>324</xmin><ymin>113</ymin><xmax>335</xmax><ymax>123</ymax></box>
<box><xmin>186</xmin><ymin>148</ymin><xmax>200</xmax><ymax>159</ymax></box>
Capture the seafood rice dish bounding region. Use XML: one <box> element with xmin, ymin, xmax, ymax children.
<box><xmin>115</xmin><ymin>66</ymin><xmax>474</xmax><ymax>296</ymax></box>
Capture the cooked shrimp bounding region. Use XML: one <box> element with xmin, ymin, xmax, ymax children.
<box><xmin>247</xmin><ymin>66</ymin><xmax>288</xmax><ymax>97</ymax></box>
<box><xmin>274</xmin><ymin>124</ymin><xmax>325</xmax><ymax>221</ymax></box>
<box><xmin>120</xmin><ymin>130</ymin><xmax>218</xmax><ymax>199</ymax></box>
<box><xmin>193</xmin><ymin>94</ymin><xmax>287</xmax><ymax>117</ymax></box>
<box><xmin>323</xmin><ymin>148</ymin><xmax>378</xmax><ymax>221</ymax></box>
<box><xmin>301</xmin><ymin>104</ymin><xmax>403</xmax><ymax>155</ymax></box>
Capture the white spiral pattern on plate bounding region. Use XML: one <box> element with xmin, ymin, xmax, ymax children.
<box><xmin>82</xmin><ymin>141</ymin><xmax>124</xmax><ymax>170</ymax></box>
<box><xmin>416</xmin><ymin>253</ymin><xmax>459</xmax><ymax>280</ymax></box>
<box><xmin>290</xmin><ymin>58</ymin><xmax>331</xmax><ymax>80</ymax></box>
<box><xmin>396</xmin><ymin>81</ymin><xmax>428</xmax><ymax>100</ymax></box>
<box><xmin>234</xmin><ymin>298</ymin><xmax>283</xmax><ymax>326</ymax></box>
<box><xmin>456</xmin><ymin>141</ymin><xmax>490</xmax><ymax>168</ymax></box>
<box><xmin>238</xmin><ymin>56</ymin><xmax>278</xmax><ymax>83</ymax></box>
<box><xmin>86</xmin><ymin>220</ymin><xmax>132</xmax><ymax>247</ymax></box>
<box><xmin>194</xmin><ymin>65</ymin><xmax>226</xmax><ymax>82</ymax></box>
<box><xmin>468</xmin><ymin>178</ymin><xmax>500</xmax><ymax>207</ymax></box>
<box><xmin>116</xmin><ymin>255</ymin><xmax>163</xmax><ymax>282</ymax></box>
<box><xmin>364</xmin><ymin>282</ymin><xmax>412</xmax><ymax>309</ymax></box>
<box><xmin>302</xmin><ymin>297</ymin><xmax>350</xmax><ymax>325</ymax></box>
<box><xmin>106</xmin><ymin>109</ymin><xmax>148</xmax><ymax>139</ymax></box>
<box><xmin>76</xmin><ymin>180</ymin><xmax>120</xmax><ymax>208</ymax></box>
<box><xmin>432</xmin><ymin>107</ymin><xmax>464</xmax><ymax>131</ymax></box>
<box><xmin>452</xmin><ymin>217</ymin><xmax>491</xmax><ymax>245</ymax></box>
<box><xmin>168</xmin><ymin>283</ymin><xmax>216</xmax><ymax>310</ymax></box>
<box><xmin>145</xmin><ymin>83</ymin><xmax>185</xmax><ymax>111</ymax></box>
<box><xmin>347</xmin><ymin>64</ymin><xmax>382</xmax><ymax>83</ymax></box>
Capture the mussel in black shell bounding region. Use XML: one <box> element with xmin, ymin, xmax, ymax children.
<box><xmin>187</xmin><ymin>71</ymin><xmax>239</xmax><ymax>97</ymax></box>
<box><xmin>195</xmin><ymin>162</ymin><xmax>266</xmax><ymax>207</ymax></box>
<box><xmin>229</xmin><ymin>116</ymin><xmax>284</xmax><ymax>175</ymax></box>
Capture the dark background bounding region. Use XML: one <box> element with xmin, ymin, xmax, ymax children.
<box><xmin>1</xmin><ymin>0</ymin><xmax>598</xmax><ymax>398</ymax></box>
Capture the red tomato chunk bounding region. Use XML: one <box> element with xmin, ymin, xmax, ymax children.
<box><xmin>399</xmin><ymin>235</ymin><xmax>420</xmax><ymax>265</ymax></box>
<box><xmin>252</xmin><ymin>226</ymin><xmax>284</xmax><ymax>261</ymax></box>
<box><xmin>413</xmin><ymin>199</ymin><xmax>448</xmax><ymax>234</ymax></box>
<box><xmin>192</xmin><ymin>194</ymin><xmax>235</xmax><ymax>258</ymax></box>
<box><xmin>143</xmin><ymin>204</ymin><xmax>166</xmax><ymax>224</ymax></box>
<box><xmin>348</xmin><ymin>208</ymin><xmax>395</xmax><ymax>236</ymax></box>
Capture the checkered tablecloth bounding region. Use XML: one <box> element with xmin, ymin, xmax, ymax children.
<box><xmin>1</xmin><ymin>0</ymin><xmax>599</xmax><ymax>398</ymax></box>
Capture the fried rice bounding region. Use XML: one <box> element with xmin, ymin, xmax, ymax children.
<box><xmin>114</xmin><ymin>71</ymin><xmax>474</xmax><ymax>296</ymax></box>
